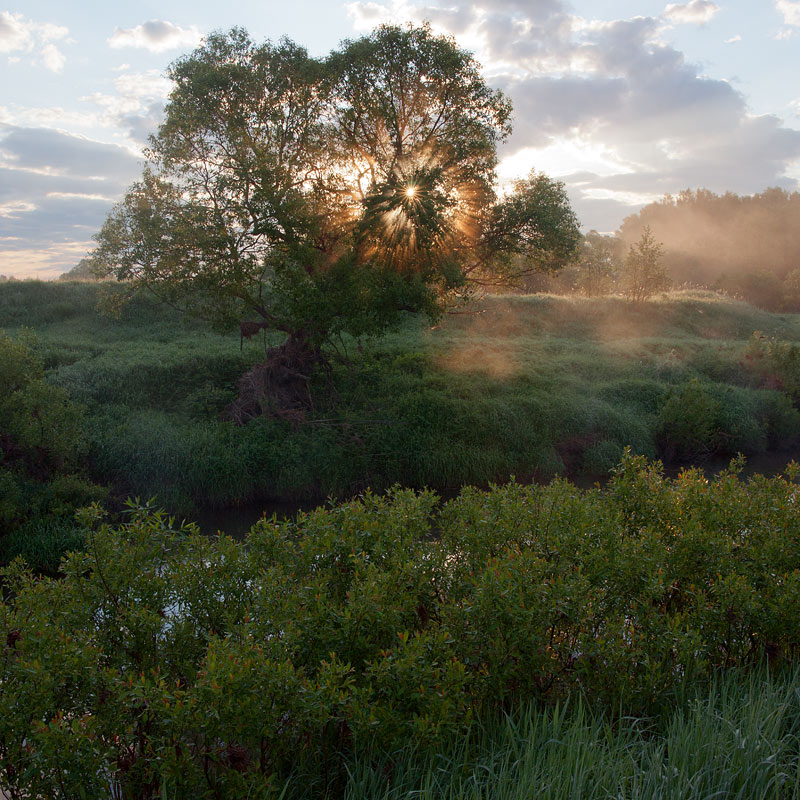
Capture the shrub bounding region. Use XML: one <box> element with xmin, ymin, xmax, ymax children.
<box><xmin>3</xmin><ymin>453</ymin><xmax>800</xmax><ymax>796</ymax></box>
<box><xmin>0</xmin><ymin>332</ymin><xmax>105</xmax><ymax>567</ymax></box>
<box><xmin>745</xmin><ymin>332</ymin><xmax>800</xmax><ymax>401</ymax></box>
<box><xmin>655</xmin><ymin>378</ymin><xmax>800</xmax><ymax>461</ymax></box>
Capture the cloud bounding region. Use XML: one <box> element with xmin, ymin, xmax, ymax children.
<box><xmin>0</xmin><ymin>11</ymin><xmax>33</xmax><ymax>52</ymax></box>
<box><xmin>1</xmin><ymin>67</ymin><xmax>171</xmax><ymax>156</ymax></box>
<box><xmin>345</xmin><ymin>0</ymin><xmax>800</xmax><ymax>232</ymax></box>
<box><xmin>108</xmin><ymin>20</ymin><xmax>203</xmax><ymax>53</ymax></box>
<box><xmin>83</xmin><ymin>69</ymin><xmax>172</xmax><ymax>147</ymax></box>
<box><xmin>0</xmin><ymin>125</ymin><xmax>142</xmax><ymax>181</ymax></box>
<box><xmin>0</xmin><ymin>242</ymin><xmax>95</xmax><ymax>279</ymax></box>
<box><xmin>0</xmin><ymin>105</ymin><xmax>100</xmax><ymax>130</ymax></box>
<box><xmin>0</xmin><ymin>125</ymin><xmax>143</xmax><ymax>276</ymax></box>
<box><xmin>0</xmin><ymin>11</ymin><xmax>68</xmax><ymax>72</ymax></box>
<box><xmin>662</xmin><ymin>1</ymin><xmax>720</xmax><ymax>25</ymax></box>
<box><xmin>777</xmin><ymin>0</ymin><xmax>800</xmax><ymax>26</ymax></box>
<box><xmin>725</xmin><ymin>34</ymin><xmax>742</xmax><ymax>43</ymax></box>
<box><xmin>40</xmin><ymin>42</ymin><xmax>65</xmax><ymax>72</ymax></box>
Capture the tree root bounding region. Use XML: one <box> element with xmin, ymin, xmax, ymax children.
<box><xmin>224</xmin><ymin>337</ymin><xmax>320</xmax><ymax>425</ymax></box>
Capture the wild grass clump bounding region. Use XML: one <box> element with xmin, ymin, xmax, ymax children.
<box><xmin>0</xmin><ymin>516</ymin><xmax>87</xmax><ymax>575</ymax></box>
<box><xmin>3</xmin><ymin>452</ymin><xmax>800</xmax><ymax>797</ymax></box>
<box><xmin>0</xmin><ymin>331</ymin><xmax>108</xmax><ymax>568</ymax></box>
<box><xmin>343</xmin><ymin>669</ymin><xmax>800</xmax><ymax>800</ymax></box>
<box><xmin>656</xmin><ymin>378</ymin><xmax>800</xmax><ymax>461</ymax></box>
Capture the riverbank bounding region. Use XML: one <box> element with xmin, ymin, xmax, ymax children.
<box><xmin>2</xmin><ymin>282</ymin><xmax>800</xmax><ymax>519</ymax></box>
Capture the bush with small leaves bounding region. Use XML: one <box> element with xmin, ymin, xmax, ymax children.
<box><xmin>2</xmin><ymin>453</ymin><xmax>800</xmax><ymax>797</ymax></box>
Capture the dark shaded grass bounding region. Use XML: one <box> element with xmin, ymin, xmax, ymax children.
<box><xmin>338</xmin><ymin>667</ymin><xmax>800</xmax><ymax>800</ymax></box>
<box><xmin>0</xmin><ymin>517</ymin><xmax>86</xmax><ymax>575</ymax></box>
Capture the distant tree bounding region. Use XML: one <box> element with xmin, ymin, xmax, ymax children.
<box><xmin>92</xmin><ymin>25</ymin><xmax>581</xmax><ymax>420</ymax></box>
<box><xmin>621</xmin><ymin>226</ymin><xmax>669</xmax><ymax>303</ymax></box>
<box><xmin>618</xmin><ymin>187</ymin><xmax>800</xmax><ymax>291</ymax></box>
<box><xmin>59</xmin><ymin>257</ymin><xmax>102</xmax><ymax>282</ymax></box>
<box><xmin>573</xmin><ymin>231</ymin><xmax>622</xmax><ymax>296</ymax></box>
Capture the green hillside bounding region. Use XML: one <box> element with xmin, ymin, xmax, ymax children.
<box><xmin>2</xmin><ymin>281</ymin><xmax>800</xmax><ymax>514</ymax></box>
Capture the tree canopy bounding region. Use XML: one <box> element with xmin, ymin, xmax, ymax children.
<box><xmin>620</xmin><ymin>226</ymin><xmax>669</xmax><ymax>303</ymax></box>
<box><xmin>92</xmin><ymin>24</ymin><xmax>581</xmax><ymax>417</ymax></box>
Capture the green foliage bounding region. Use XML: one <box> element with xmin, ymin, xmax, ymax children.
<box><xmin>0</xmin><ymin>331</ymin><xmax>84</xmax><ymax>474</ymax></box>
<box><xmin>4</xmin><ymin>283</ymin><xmax>800</xmax><ymax>512</ymax></box>
<box><xmin>621</xmin><ymin>226</ymin><xmax>670</xmax><ymax>303</ymax></box>
<box><xmin>3</xmin><ymin>454</ymin><xmax>800</xmax><ymax>796</ymax></box>
<box><xmin>531</xmin><ymin>229</ymin><xmax>622</xmax><ymax>295</ymax></box>
<box><xmin>746</xmin><ymin>331</ymin><xmax>800</xmax><ymax>400</ymax></box>
<box><xmin>483</xmin><ymin>171</ymin><xmax>582</xmax><ymax>282</ymax></box>
<box><xmin>1</xmin><ymin>516</ymin><xmax>88</xmax><ymax>576</ymax></box>
<box><xmin>344</xmin><ymin>669</ymin><xmax>800</xmax><ymax>800</ymax></box>
<box><xmin>58</xmin><ymin>256</ymin><xmax>103</xmax><ymax>281</ymax></box>
<box><xmin>0</xmin><ymin>332</ymin><xmax>106</xmax><ymax>569</ymax></box>
<box><xmin>656</xmin><ymin>378</ymin><xmax>799</xmax><ymax>461</ymax></box>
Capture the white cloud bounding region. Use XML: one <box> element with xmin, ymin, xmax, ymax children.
<box><xmin>40</xmin><ymin>42</ymin><xmax>65</xmax><ymax>72</ymax></box>
<box><xmin>0</xmin><ymin>200</ymin><xmax>36</xmax><ymax>218</ymax></box>
<box><xmin>0</xmin><ymin>11</ymin><xmax>33</xmax><ymax>52</ymax></box>
<box><xmin>0</xmin><ymin>11</ymin><xmax>68</xmax><ymax>72</ymax></box>
<box><xmin>0</xmin><ymin>104</ymin><xmax>100</xmax><ymax>132</ymax></box>
<box><xmin>725</xmin><ymin>34</ymin><xmax>742</xmax><ymax>43</ymax></box>
<box><xmin>82</xmin><ymin>69</ymin><xmax>172</xmax><ymax>148</ymax></box>
<box><xmin>777</xmin><ymin>0</ymin><xmax>800</xmax><ymax>26</ymax></box>
<box><xmin>108</xmin><ymin>20</ymin><xmax>202</xmax><ymax>53</ymax></box>
<box><xmin>662</xmin><ymin>1</ymin><xmax>720</xmax><ymax>25</ymax></box>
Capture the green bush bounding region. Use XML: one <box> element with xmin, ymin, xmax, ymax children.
<box><xmin>0</xmin><ymin>332</ymin><xmax>106</xmax><ymax>567</ymax></box>
<box><xmin>745</xmin><ymin>331</ymin><xmax>800</xmax><ymax>400</ymax></box>
<box><xmin>0</xmin><ymin>516</ymin><xmax>87</xmax><ymax>575</ymax></box>
<box><xmin>3</xmin><ymin>452</ymin><xmax>800</xmax><ymax>797</ymax></box>
<box><xmin>655</xmin><ymin>378</ymin><xmax>800</xmax><ymax>461</ymax></box>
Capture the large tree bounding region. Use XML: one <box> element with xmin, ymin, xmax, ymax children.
<box><xmin>93</xmin><ymin>25</ymin><xmax>581</xmax><ymax>420</ymax></box>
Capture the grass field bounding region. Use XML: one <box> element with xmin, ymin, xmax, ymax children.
<box><xmin>2</xmin><ymin>280</ymin><xmax>800</xmax><ymax>514</ymax></box>
<box><xmin>4</xmin><ymin>280</ymin><xmax>800</xmax><ymax>796</ymax></box>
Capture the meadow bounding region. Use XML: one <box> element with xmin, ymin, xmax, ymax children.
<box><xmin>2</xmin><ymin>279</ymin><xmax>799</xmax><ymax>518</ymax></box>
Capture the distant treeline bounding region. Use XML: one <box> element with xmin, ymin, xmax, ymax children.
<box><xmin>522</xmin><ymin>188</ymin><xmax>800</xmax><ymax>311</ymax></box>
<box><xmin>619</xmin><ymin>188</ymin><xmax>800</xmax><ymax>309</ymax></box>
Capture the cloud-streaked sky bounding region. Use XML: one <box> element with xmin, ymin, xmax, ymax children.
<box><xmin>1</xmin><ymin>1</ymin><xmax>799</xmax><ymax>278</ymax></box>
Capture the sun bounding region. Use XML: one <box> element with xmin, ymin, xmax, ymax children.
<box><xmin>405</xmin><ymin>186</ymin><xmax>416</xmax><ymax>198</ymax></box>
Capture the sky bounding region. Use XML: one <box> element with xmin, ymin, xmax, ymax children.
<box><xmin>1</xmin><ymin>0</ymin><xmax>799</xmax><ymax>278</ymax></box>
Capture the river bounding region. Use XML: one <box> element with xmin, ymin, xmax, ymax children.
<box><xmin>189</xmin><ymin>447</ymin><xmax>800</xmax><ymax>540</ymax></box>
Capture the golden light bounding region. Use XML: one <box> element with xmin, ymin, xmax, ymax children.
<box><xmin>405</xmin><ymin>186</ymin><xmax>416</xmax><ymax>198</ymax></box>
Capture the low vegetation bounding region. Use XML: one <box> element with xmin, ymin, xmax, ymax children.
<box><xmin>4</xmin><ymin>281</ymin><xmax>800</xmax><ymax>516</ymax></box>
<box><xmin>3</xmin><ymin>280</ymin><xmax>800</xmax><ymax>795</ymax></box>
<box><xmin>2</xmin><ymin>452</ymin><xmax>800</xmax><ymax>797</ymax></box>
<box><xmin>0</xmin><ymin>329</ymin><xmax>106</xmax><ymax>573</ymax></box>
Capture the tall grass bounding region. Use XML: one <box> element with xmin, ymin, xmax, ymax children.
<box><xmin>341</xmin><ymin>668</ymin><xmax>800</xmax><ymax>800</ymax></box>
<box><xmin>4</xmin><ymin>282</ymin><xmax>800</xmax><ymax>510</ymax></box>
